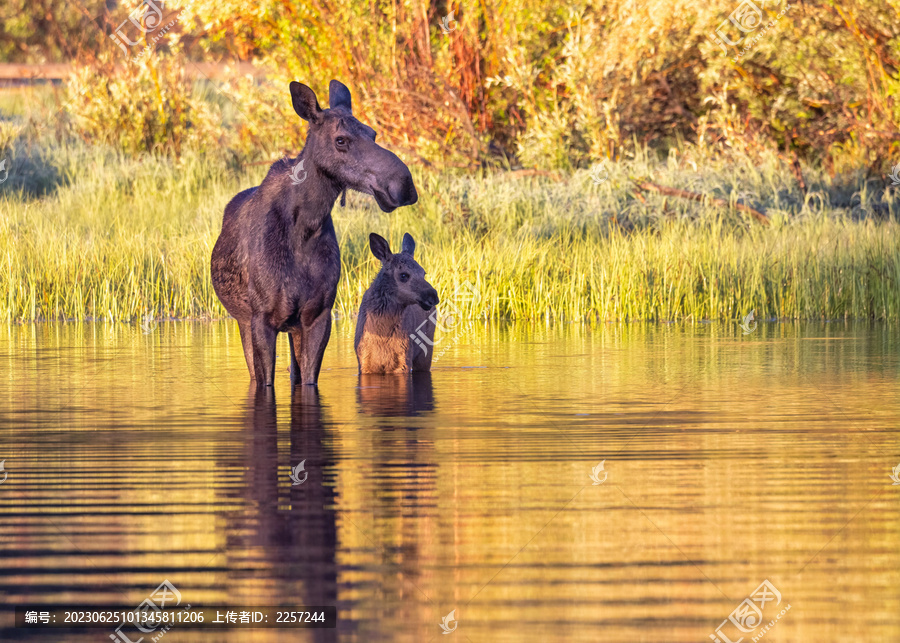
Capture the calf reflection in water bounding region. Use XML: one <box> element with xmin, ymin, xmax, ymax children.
<box><xmin>356</xmin><ymin>372</ymin><xmax>435</xmax><ymax>417</ymax></box>
<box><xmin>355</xmin><ymin>371</ymin><xmax>437</xmax><ymax>634</ymax></box>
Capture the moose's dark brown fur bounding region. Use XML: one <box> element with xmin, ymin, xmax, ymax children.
<box><xmin>354</xmin><ymin>233</ymin><xmax>439</xmax><ymax>374</ymax></box>
<box><xmin>211</xmin><ymin>80</ymin><xmax>418</xmax><ymax>386</ymax></box>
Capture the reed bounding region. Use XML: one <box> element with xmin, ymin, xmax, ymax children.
<box><xmin>0</xmin><ymin>141</ymin><xmax>898</xmax><ymax>323</ymax></box>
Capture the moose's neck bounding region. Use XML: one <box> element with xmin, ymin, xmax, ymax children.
<box><xmin>365</xmin><ymin>273</ymin><xmax>407</xmax><ymax>320</ymax></box>
<box><xmin>288</xmin><ymin>151</ymin><xmax>342</xmax><ymax>232</ymax></box>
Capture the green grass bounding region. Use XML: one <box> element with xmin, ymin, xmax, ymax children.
<box><xmin>0</xmin><ymin>137</ymin><xmax>898</xmax><ymax>323</ymax></box>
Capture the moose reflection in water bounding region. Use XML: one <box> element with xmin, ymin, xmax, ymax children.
<box><xmin>222</xmin><ymin>386</ymin><xmax>341</xmax><ymax>642</ymax></box>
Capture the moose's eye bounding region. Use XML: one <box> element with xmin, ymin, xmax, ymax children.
<box><xmin>335</xmin><ymin>136</ymin><xmax>348</xmax><ymax>148</ymax></box>
<box><xmin>399</xmin><ymin>273</ymin><xmax>410</xmax><ymax>283</ymax></box>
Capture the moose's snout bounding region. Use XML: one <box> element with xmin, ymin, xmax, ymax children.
<box><xmin>392</xmin><ymin>169</ymin><xmax>418</xmax><ymax>206</ymax></box>
<box><xmin>373</xmin><ymin>175</ymin><xmax>418</xmax><ymax>212</ymax></box>
<box><xmin>418</xmin><ymin>288</ymin><xmax>439</xmax><ymax>312</ymax></box>
<box><xmin>372</xmin><ymin>154</ymin><xmax>418</xmax><ymax>212</ymax></box>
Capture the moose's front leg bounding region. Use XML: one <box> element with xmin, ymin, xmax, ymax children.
<box><xmin>288</xmin><ymin>333</ymin><xmax>302</xmax><ymax>386</ymax></box>
<box><xmin>250</xmin><ymin>313</ymin><xmax>278</xmax><ymax>387</ymax></box>
<box><xmin>294</xmin><ymin>309</ymin><xmax>332</xmax><ymax>386</ymax></box>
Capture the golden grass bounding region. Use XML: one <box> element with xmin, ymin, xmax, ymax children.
<box><xmin>0</xmin><ymin>143</ymin><xmax>898</xmax><ymax>323</ymax></box>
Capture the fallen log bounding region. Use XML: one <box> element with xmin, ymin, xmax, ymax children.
<box><xmin>506</xmin><ymin>168</ymin><xmax>564</xmax><ymax>180</ymax></box>
<box><xmin>630</xmin><ymin>178</ymin><xmax>770</xmax><ymax>226</ymax></box>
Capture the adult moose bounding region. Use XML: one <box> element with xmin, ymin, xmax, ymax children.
<box><xmin>211</xmin><ymin>80</ymin><xmax>418</xmax><ymax>387</ymax></box>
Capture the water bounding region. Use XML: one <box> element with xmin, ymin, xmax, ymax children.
<box><xmin>1</xmin><ymin>320</ymin><xmax>899</xmax><ymax>642</ymax></box>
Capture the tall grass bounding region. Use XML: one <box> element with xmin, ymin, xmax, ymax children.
<box><xmin>0</xmin><ymin>140</ymin><xmax>898</xmax><ymax>323</ymax></box>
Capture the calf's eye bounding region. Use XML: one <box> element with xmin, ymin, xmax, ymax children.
<box><xmin>399</xmin><ymin>273</ymin><xmax>410</xmax><ymax>282</ymax></box>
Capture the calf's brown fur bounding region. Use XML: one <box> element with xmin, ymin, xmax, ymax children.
<box><xmin>354</xmin><ymin>233</ymin><xmax>439</xmax><ymax>374</ymax></box>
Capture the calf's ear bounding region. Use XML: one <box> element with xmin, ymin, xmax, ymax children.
<box><xmin>401</xmin><ymin>233</ymin><xmax>416</xmax><ymax>257</ymax></box>
<box><xmin>369</xmin><ymin>233</ymin><xmax>392</xmax><ymax>262</ymax></box>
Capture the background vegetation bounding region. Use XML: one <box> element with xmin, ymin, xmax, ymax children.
<box><xmin>1</xmin><ymin>130</ymin><xmax>897</xmax><ymax>323</ymax></box>
<box><xmin>2</xmin><ymin>0</ymin><xmax>897</xmax><ymax>171</ymax></box>
<box><xmin>0</xmin><ymin>0</ymin><xmax>898</xmax><ymax>322</ymax></box>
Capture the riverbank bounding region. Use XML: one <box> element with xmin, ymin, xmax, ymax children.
<box><xmin>0</xmin><ymin>140</ymin><xmax>898</xmax><ymax>323</ymax></box>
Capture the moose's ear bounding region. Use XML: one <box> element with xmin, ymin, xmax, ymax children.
<box><xmin>369</xmin><ymin>233</ymin><xmax>392</xmax><ymax>262</ymax></box>
<box><xmin>290</xmin><ymin>82</ymin><xmax>321</xmax><ymax>123</ymax></box>
<box><xmin>401</xmin><ymin>233</ymin><xmax>416</xmax><ymax>257</ymax></box>
<box><xmin>329</xmin><ymin>80</ymin><xmax>352</xmax><ymax>112</ymax></box>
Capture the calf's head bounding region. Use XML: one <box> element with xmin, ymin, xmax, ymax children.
<box><xmin>369</xmin><ymin>233</ymin><xmax>439</xmax><ymax>311</ymax></box>
<box><xmin>290</xmin><ymin>80</ymin><xmax>418</xmax><ymax>212</ymax></box>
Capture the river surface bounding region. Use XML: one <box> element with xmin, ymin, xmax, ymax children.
<box><xmin>1</xmin><ymin>320</ymin><xmax>899</xmax><ymax>642</ymax></box>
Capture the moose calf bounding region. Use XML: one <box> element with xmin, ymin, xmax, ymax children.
<box><xmin>354</xmin><ymin>233</ymin><xmax>439</xmax><ymax>374</ymax></box>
